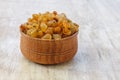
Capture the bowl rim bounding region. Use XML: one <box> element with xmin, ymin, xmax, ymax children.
<box><xmin>20</xmin><ymin>28</ymin><xmax>78</xmax><ymax>42</ymax></box>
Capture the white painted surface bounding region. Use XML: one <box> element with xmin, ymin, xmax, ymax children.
<box><xmin>0</xmin><ymin>0</ymin><xmax>120</xmax><ymax>80</ymax></box>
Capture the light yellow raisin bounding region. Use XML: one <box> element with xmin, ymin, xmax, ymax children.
<box><xmin>27</xmin><ymin>28</ymin><xmax>37</xmax><ymax>38</ymax></box>
<box><xmin>40</xmin><ymin>22</ymin><xmax>48</xmax><ymax>32</ymax></box>
<box><xmin>53</xmin><ymin>34</ymin><xmax>61</xmax><ymax>40</ymax></box>
<box><xmin>45</xmin><ymin>27</ymin><xmax>53</xmax><ymax>34</ymax></box>
<box><xmin>41</xmin><ymin>34</ymin><xmax>52</xmax><ymax>40</ymax></box>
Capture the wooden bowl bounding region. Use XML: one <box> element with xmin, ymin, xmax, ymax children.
<box><xmin>20</xmin><ymin>30</ymin><xmax>78</xmax><ymax>64</ymax></box>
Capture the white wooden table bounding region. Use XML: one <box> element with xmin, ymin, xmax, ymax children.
<box><xmin>0</xmin><ymin>0</ymin><xmax>120</xmax><ymax>80</ymax></box>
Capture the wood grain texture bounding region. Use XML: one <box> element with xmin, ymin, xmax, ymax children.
<box><xmin>20</xmin><ymin>31</ymin><xmax>78</xmax><ymax>64</ymax></box>
<box><xmin>0</xmin><ymin>0</ymin><xmax>120</xmax><ymax>80</ymax></box>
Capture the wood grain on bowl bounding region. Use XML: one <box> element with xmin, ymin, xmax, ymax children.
<box><xmin>20</xmin><ymin>31</ymin><xmax>78</xmax><ymax>64</ymax></box>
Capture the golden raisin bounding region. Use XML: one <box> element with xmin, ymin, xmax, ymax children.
<box><xmin>41</xmin><ymin>34</ymin><xmax>52</xmax><ymax>40</ymax></box>
<box><xmin>40</xmin><ymin>22</ymin><xmax>48</xmax><ymax>32</ymax></box>
<box><xmin>22</xmin><ymin>11</ymin><xmax>79</xmax><ymax>39</ymax></box>
<box><xmin>54</xmin><ymin>27</ymin><xmax>61</xmax><ymax>33</ymax></box>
